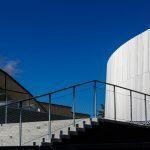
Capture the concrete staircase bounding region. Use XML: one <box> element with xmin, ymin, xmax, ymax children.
<box><xmin>2</xmin><ymin>118</ymin><xmax>150</xmax><ymax>149</ymax></box>
<box><xmin>0</xmin><ymin>118</ymin><xmax>98</xmax><ymax>147</ymax></box>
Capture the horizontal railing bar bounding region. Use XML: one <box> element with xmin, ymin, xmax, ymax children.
<box><xmin>1</xmin><ymin>79</ymin><xmax>150</xmax><ymax>109</ymax></box>
<box><xmin>50</xmin><ymin>80</ymin><xmax>94</xmax><ymax>95</ymax></box>
<box><xmin>0</xmin><ymin>80</ymin><xmax>94</xmax><ymax>108</ymax></box>
<box><xmin>96</xmin><ymin>80</ymin><xmax>150</xmax><ymax>97</ymax></box>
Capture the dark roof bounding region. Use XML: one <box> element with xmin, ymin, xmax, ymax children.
<box><xmin>38</xmin><ymin>101</ymin><xmax>72</xmax><ymax>109</ymax></box>
<box><xmin>0</xmin><ymin>69</ymin><xmax>47</xmax><ymax>112</ymax></box>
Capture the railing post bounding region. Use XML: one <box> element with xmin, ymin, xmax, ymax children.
<box><xmin>73</xmin><ymin>86</ymin><xmax>76</xmax><ymax>127</ymax></box>
<box><xmin>5</xmin><ymin>73</ymin><xmax>7</xmax><ymax>124</ymax></box>
<box><xmin>130</xmin><ymin>90</ymin><xmax>133</xmax><ymax>122</ymax></box>
<box><xmin>19</xmin><ymin>101</ymin><xmax>22</xmax><ymax>146</ymax></box>
<box><xmin>5</xmin><ymin>92</ymin><xmax>7</xmax><ymax>124</ymax></box>
<box><xmin>28</xmin><ymin>95</ymin><xmax>31</xmax><ymax>110</ymax></box>
<box><xmin>93</xmin><ymin>81</ymin><xmax>97</xmax><ymax>118</ymax></box>
<box><xmin>113</xmin><ymin>85</ymin><xmax>116</xmax><ymax>120</ymax></box>
<box><xmin>144</xmin><ymin>94</ymin><xmax>147</xmax><ymax>124</ymax></box>
<box><xmin>48</xmin><ymin>94</ymin><xmax>51</xmax><ymax>143</ymax></box>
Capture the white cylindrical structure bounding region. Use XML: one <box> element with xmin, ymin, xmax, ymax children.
<box><xmin>105</xmin><ymin>29</ymin><xmax>150</xmax><ymax>122</ymax></box>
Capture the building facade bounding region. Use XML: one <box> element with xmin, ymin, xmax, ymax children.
<box><xmin>105</xmin><ymin>29</ymin><xmax>150</xmax><ymax>121</ymax></box>
<box><xmin>0</xmin><ymin>69</ymin><xmax>89</xmax><ymax>123</ymax></box>
<box><xmin>0</xmin><ymin>69</ymin><xmax>45</xmax><ymax>112</ymax></box>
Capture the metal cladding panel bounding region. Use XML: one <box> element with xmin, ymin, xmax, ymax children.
<box><xmin>105</xmin><ymin>29</ymin><xmax>150</xmax><ymax>121</ymax></box>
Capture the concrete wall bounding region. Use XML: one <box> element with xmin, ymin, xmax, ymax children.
<box><xmin>105</xmin><ymin>29</ymin><xmax>150</xmax><ymax>121</ymax></box>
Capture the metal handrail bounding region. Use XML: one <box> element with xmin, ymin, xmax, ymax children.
<box><xmin>1</xmin><ymin>79</ymin><xmax>150</xmax><ymax>109</ymax></box>
<box><xmin>1</xmin><ymin>79</ymin><xmax>150</xmax><ymax>146</ymax></box>
<box><xmin>96</xmin><ymin>80</ymin><xmax>150</xmax><ymax>96</ymax></box>
<box><xmin>0</xmin><ymin>80</ymin><xmax>94</xmax><ymax>108</ymax></box>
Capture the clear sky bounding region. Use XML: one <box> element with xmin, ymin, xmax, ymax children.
<box><xmin>0</xmin><ymin>0</ymin><xmax>150</xmax><ymax>96</ymax></box>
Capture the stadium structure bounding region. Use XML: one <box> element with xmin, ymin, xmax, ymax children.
<box><xmin>0</xmin><ymin>29</ymin><xmax>150</xmax><ymax>150</ymax></box>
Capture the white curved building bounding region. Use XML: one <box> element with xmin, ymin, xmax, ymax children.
<box><xmin>105</xmin><ymin>29</ymin><xmax>150</xmax><ymax>122</ymax></box>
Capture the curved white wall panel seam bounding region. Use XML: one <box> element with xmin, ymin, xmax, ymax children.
<box><xmin>105</xmin><ymin>29</ymin><xmax>150</xmax><ymax>122</ymax></box>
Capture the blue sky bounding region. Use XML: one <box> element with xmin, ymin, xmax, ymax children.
<box><xmin>0</xmin><ymin>0</ymin><xmax>150</xmax><ymax>96</ymax></box>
